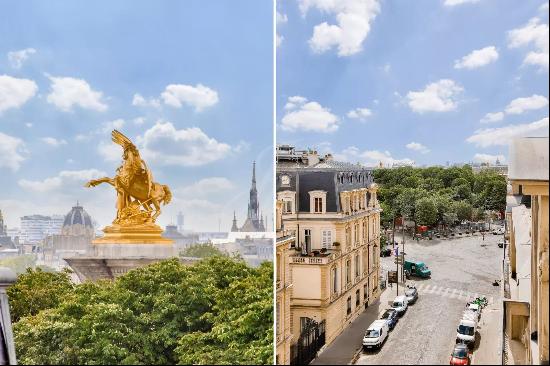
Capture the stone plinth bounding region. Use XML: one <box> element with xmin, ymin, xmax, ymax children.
<box><xmin>92</xmin><ymin>223</ymin><xmax>173</xmax><ymax>244</ymax></box>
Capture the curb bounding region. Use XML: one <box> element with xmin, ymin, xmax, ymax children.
<box><xmin>348</xmin><ymin>347</ymin><xmax>362</xmax><ymax>365</ymax></box>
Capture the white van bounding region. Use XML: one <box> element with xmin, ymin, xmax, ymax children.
<box><xmin>456</xmin><ymin>317</ymin><xmax>477</xmax><ymax>344</ymax></box>
<box><xmin>362</xmin><ymin>319</ymin><xmax>389</xmax><ymax>350</ymax></box>
<box><xmin>392</xmin><ymin>295</ymin><xmax>408</xmax><ymax>316</ymax></box>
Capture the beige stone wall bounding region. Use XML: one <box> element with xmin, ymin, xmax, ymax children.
<box><xmin>276</xmin><ymin>235</ymin><xmax>294</xmax><ymax>365</ymax></box>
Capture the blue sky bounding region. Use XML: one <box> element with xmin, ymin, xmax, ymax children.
<box><xmin>0</xmin><ymin>0</ymin><xmax>273</xmax><ymax>231</ymax></box>
<box><xmin>277</xmin><ymin>0</ymin><xmax>549</xmax><ymax>167</ymax></box>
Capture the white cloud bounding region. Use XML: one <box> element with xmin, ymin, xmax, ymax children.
<box><xmin>0</xmin><ymin>132</ymin><xmax>27</xmax><ymax>171</ymax></box>
<box><xmin>281</xmin><ymin>96</ymin><xmax>339</xmax><ymax>132</ymax></box>
<box><xmin>0</xmin><ymin>75</ymin><xmax>38</xmax><ymax>113</ymax></box>
<box><xmin>101</xmin><ymin>118</ymin><xmax>125</xmax><ymax>133</ymax></box>
<box><xmin>41</xmin><ymin>137</ymin><xmax>67</xmax><ymax>147</ymax></box>
<box><xmin>454</xmin><ymin>46</ymin><xmax>499</xmax><ymax>69</ymax></box>
<box><xmin>504</xmin><ymin>94</ymin><xmax>548</xmax><ymax>114</ymax></box>
<box><xmin>46</xmin><ymin>75</ymin><xmax>108</xmax><ymax>112</ymax></box>
<box><xmin>7</xmin><ymin>48</ymin><xmax>36</xmax><ymax>69</ymax></box>
<box><xmin>540</xmin><ymin>2</ymin><xmax>549</xmax><ymax>13</ymax></box>
<box><xmin>132</xmin><ymin>93</ymin><xmax>161</xmax><ymax>108</ymax></box>
<box><xmin>473</xmin><ymin>153</ymin><xmax>507</xmax><ymax>165</ymax></box>
<box><xmin>444</xmin><ymin>0</ymin><xmax>481</xmax><ymax>6</ymax></box>
<box><xmin>466</xmin><ymin>117</ymin><xmax>549</xmax><ymax>147</ymax></box>
<box><xmin>346</xmin><ymin>107</ymin><xmax>372</xmax><ymax>121</ymax></box>
<box><xmin>97</xmin><ymin>141</ymin><xmax>122</xmax><ymax>162</ymax></box>
<box><xmin>508</xmin><ymin>17</ymin><xmax>549</xmax><ymax>70</ymax></box>
<box><xmin>277</xmin><ymin>11</ymin><xmax>288</xmax><ymax>24</ymax></box>
<box><xmin>299</xmin><ymin>0</ymin><xmax>381</xmax><ymax>57</ymax></box>
<box><xmin>176</xmin><ymin>177</ymin><xmax>235</xmax><ymax>198</ymax></box>
<box><xmin>137</xmin><ymin>120</ymin><xmax>231</xmax><ymax>166</ymax></box>
<box><xmin>277</xmin><ymin>34</ymin><xmax>284</xmax><ymax>47</ymax></box>
<box><xmin>406</xmin><ymin>79</ymin><xmax>463</xmax><ymax>113</ymax></box>
<box><xmin>18</xmin><ymin>169</ymin><xmax>106</xmax><ymax>193</ymax></box>
<box><xmin>161</xmin><ymin>83</ymin><xmax>218</xmax><ymax>111</ymax></box>
<box><xmin>25</xmin><ymin>122</ymin><xmax>33</xmax><ymax>128</ymax></box>
<box><xmin>381</xmin><ymin>63</ymin><xmax>391</xmax><ymax>73</ymax></box>
<box><xmin>480</xmin><ymin>112</ymin><xmax>505</xmax><ymax>124</ymax></box>
<box><xmin>406</xmin><ymin>142</ymin><xmax>430</xmax><ymax>154</ymax></box>
<box><xmin>333</xmin><ymin>146</ymin><xmax>414</xmax><ymax>167</ymax></box>
<box><xmin>133</xmin><ymin>117</ymin><xmax>146</xmax><ymax>125</ymax></box>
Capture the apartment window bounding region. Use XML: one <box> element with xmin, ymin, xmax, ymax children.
<box><xmin>284</xmin><ymin>200</ymin><xmax>293</xmax><ymax>213</ymax></box>
<box><xmin>304</xmin><ymin>229</ymin><xmax>312</xmax><ymax>253</ymax></box>
<box><xmin>347</xmin><ymin>296</ymin><xmax>352</xmax><ymax>315</ymax></box>
<box><xmin>356</xmin><ymin>289</ymin><xmax>360</xmax><ymax>306</ymax></box>
<box><xmin>322</xmin><ymin>230</ymin><xmax>332</xmax><ymax>249</ymax></box>
<box><xmin>363</xmin><ymin>220</ymin><xmax>368</xmax><ymax>243</ymax></box>
<box><xmin>355</xmin><ymin>254</ymin><xmax>360</xmax><ymax>277</ymax></box>
<box><xmin>276</xmin><ymin>254</ymin><xmax>281</xmax><ymax>282</ymax></box>
<box><xmin>314</xmin><ymin>197</ymin><xmax>323</xmax><ymax>213</ymax></box>
<box><xmin>332</xmin><ymin>266</ymin><xmax>338</xmax><ymax>294</ymax></box>
<box><xmin>276</xmin><ymin>301</ymin><xmax>280</xmax><ymax>335</ymax></box>
<box><xmin>300</xmin><ymin>317</ymin><xmax>314</xmax><ymax>332</ymax></box>
<box><xmin>346</xmin><ymin>259</ymin><xmax>351</xmax><ymax>284</ymax></box>
<box><xmin>345</xmin><ymin>226</ymin><xmax>351</xmax><ymax>248</ymax></box>
<box><xmin>354</xmin><ymin>223</ymin><xmax>359</xmax><ymax>244</ymax></box>
<box><xmin>364</xmin><ymin>283</ymin><xmax>368</xmax><ymax>300</ymax></box>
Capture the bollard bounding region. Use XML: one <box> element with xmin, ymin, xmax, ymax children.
<box><xmin>0</xmin><ymin>267</ymin><xmax>17</xmax><ymax>365</ymax></box>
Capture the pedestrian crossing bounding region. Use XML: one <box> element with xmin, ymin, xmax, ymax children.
<box><xmin>407</xmin><ymin>282</ymin><xmax>496</xmax><ymax>304</ymax></box>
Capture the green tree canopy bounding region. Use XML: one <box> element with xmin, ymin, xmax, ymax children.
<box><xmin>453</xmin><ymin>201</ymin><xmax>473</xmax><ymax>221</ymax></box>
<box><xmin>181</xmin><ymin>242</ymin><xmax>225</xmax><ymax>258</ymax></box>
<box><xmin>415</xmin><ymin>197</ymin><xmax>438</xmax><ymax>226</ymax></box>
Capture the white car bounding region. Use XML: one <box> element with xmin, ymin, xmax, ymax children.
<box><xmin>466</xmin><ymin>303</ymin><xmax>481</xmax><ymax>320</ymax></box>
<box><xmin>362</xmin><ymin>319</ymin><xmax>389</xmax><ymax>350</ymax></box>
<box><xmin>392</xmin><ymin>295</ymin><xmax>408</xmax><ymax>316</ymax></box>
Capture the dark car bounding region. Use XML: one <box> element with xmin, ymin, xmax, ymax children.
<box><xmin>405</xmin><ymin>286</ymin><xmax>418</xmax><ymax>304</ymax></box>
<box><xmin>380</xmin><ymin>248</ymin><xmax>392</xmax><ymax>257</ymax></box>
<box><xmin>380</xmin><ymin>309</ymin><xmax>398</xmax><ymax>330</ymax></box>
<box><xmin>449</xmin><ymin>343</ymin><xmax>471</xmax><ymax>365</ymax></box>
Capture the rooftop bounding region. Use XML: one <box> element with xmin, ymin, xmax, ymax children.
<box><xmin>508</xmin><ymin>137</ymin><xmax>549</xmax><ymax>182</ymax></box>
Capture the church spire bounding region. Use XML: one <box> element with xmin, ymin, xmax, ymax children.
<box><xmin>231</xmin><ymin>211</ymin><xmax>239</xmax><ymax>232</ymax></box>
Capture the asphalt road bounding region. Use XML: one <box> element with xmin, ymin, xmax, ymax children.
<box><xmin>355</xmin><ymin>230</ymin><xmax>503</xmax><ymax>365</ymax></box>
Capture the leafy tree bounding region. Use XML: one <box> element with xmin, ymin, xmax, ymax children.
<box><xmin>11</xmin><ymin>257</ymin><xmax>273</xmax><ymax>365</ymax></box>
<box><xmin>181</xmin><ymin>243</ymin><xmax>225</xmax><ymax>258</ymax></box>
<box><xmin>455</xmin><ymin>184</ymin><xmax>472</xmax><ymax>201</ymax></box>
<box><xmin>415</xmin><ymin>197</ymin><xmax>438</xmax><ymax>226</ymax></box>
<box><xmin>7</xmin><ymin>267</ymin><xmax>74</xmax><ymax>323</ymax></box>
<box><xmin>453</xmin><ymin>201</ymin><xmax>473</xmax><ymax>221</ymax></box>
<box><xmin>0</xmin><ymin>255</ymin><xmax>37</xmax><ymax>275</ymax></box>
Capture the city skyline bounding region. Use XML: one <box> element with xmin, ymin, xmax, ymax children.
<box><xmin>277</xmin><ymin>0</ymin><xmax>549</xmax><ymax>167</ymax></box>
<box><xmin>0</xmin><ymin>0</ymin><xmax>273</xmax><ymax>231</ymax></box>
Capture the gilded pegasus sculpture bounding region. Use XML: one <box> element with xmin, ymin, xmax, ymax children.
<box><xmin>85</xmin><ymin>130</ymin><xmax>172</xmax><ymax>226</ymax></box>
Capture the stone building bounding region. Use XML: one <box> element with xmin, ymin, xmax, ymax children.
<box><xmin>231</xmin><ymin>162</ymin><xmax>266</xmax><ymax>232</ymax></box>
<box><xmin>503</xmin><ymin>137</ymin><xmax>548</xmax><ymax>365</ymax></box>
<box><xmin>276</xmin><ymin>199</ymin><xmax>294</xmax><ymax>365</ymax></box>
<box><xmin>276</xmin><ymin>145</ymin><xmax>382</xmax><ymax>363</ymax></box>
<box><xmin>0</xmin><ymin>210</ymin><xmax>18</xmax><ymax>259</ymax></box>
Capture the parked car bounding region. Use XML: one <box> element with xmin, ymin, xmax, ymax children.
<box><xmin>456</xmin><ymin>310</ymin><xmax>478</xmax><ymax>346</ymax></box>
<box><xmin>391</xmin><ymin>295</ymin><xmax>408</xmax><ymax>316</ymax></box>
<box><xmin>362</xmin><ymin>320</ymin><xmax>389</xmax><ymax>350</ymax></box>
<box><xmin>380</xmin><ymin>309</ymin><xmax>398</xmax><ymax>330</ymax></box>
<box><xmin>449</xmin><ymin>343</ymin><xmax>471</xmax><ymax>365</ymax></box>
<box><xmin>380</xmin><ymin>248</ymin><xmax>392</xmax><ymax>257</ymax></box>
<box><xmin>465</xmin><ymin>303</ymin><xmax>481</xmax><ymax>321</ymax></box>
<box><xmin>405</xmin><ymin>285</ymin><xmax>418</xmax><ymax>304</ymax></box>
<box><xmin>492</xmin><ymin>227</ymin><xmax>505</xmax><ymax>235</ymax></box>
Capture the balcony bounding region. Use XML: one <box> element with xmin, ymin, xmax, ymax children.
<box><xmin>330</xmin><ymin>291</ymin><xmax>340</xmax><ymax>302</ymax></box>
<box><xmin>290</xmin><ymin>249</ymin><xmax>340</xmax><ymax>265</ymax></box>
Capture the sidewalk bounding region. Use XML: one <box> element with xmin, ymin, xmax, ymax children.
<box><xmin>472</xmin><ymin>301</ymin><xmax>502</xmax><ymax>365</ymax></box>
<box><xmin>311</xmin><ymin>283</ymin><xmax>405</xmax><ymax>365</ymax></box>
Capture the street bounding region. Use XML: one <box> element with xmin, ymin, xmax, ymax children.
<box><xmin>355</xmin><ymin>231</ymin><xmax>503</xmax><ymax>365</ymax></box>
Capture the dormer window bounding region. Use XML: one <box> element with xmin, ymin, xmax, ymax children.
<box><xmin>277</xmin><ymin>191</ymin><xmax>296</xmax><ymax>214</ymax></box>
<box><xmin>309</xmin><ymin>190</ymin><xmax>327</xmax><ymax>214</ymax></box>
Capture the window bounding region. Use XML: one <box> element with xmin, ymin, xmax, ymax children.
<box><xmin>304</xmin><ymin>229</ymin><xmax>312</xmax><ymax>253</ymax></box>
<box><xmin>356</xmin><ymin>289</ymin><xmax>360</xmax><ymax>306</ymax></box>
<box><xmin>322</xmin><ymin>230</ymin><xmax>332</xmax><ymax>249</ymax></box>
<box><xmin>284</xmin><ymin>200</ymin><xmax>293</xmax><ymax>213</ymax></box>
<box><xmin>364</xmin><ymin>283</ymin><xmax>368</xmax><ymax>299</ymax></box>
<box><xmin>276</xmin><ymin>301</ymin><xmax>280</xmax><ymax>335</ymax></box>
<box><xmin>314</xmin><ymin>197</ymin><xmax>322</xmax><ymax>213</ymax></box>
<box><xmin>355</xmin><ymin>254</ymin><xmax>360</xmax><ymax>277</ymax></box>
<box><xmin>354</xmin><ymin>223</ymin><xmax>359</xmax><ymax>244</ymax></box>
<box><xmin>300</xmin><ymin>317</ymin><xmax>314</xmax><ymax>332</ymax></box>
<box><xmin>332</xmin><ymin>266</ymin><xmax>338</xmax><ymax>294</ymax></box>
<box><xmin>345</xmin><ymin>226</ymin><xmax>351</xmax><ymax>248</ymax></box>
<box><xmin>276</xmin><ymin>254</ymin><xmax>281</xmax><ymax>282</ymax></box>
<box><xmin>347</xmin><ymin>296</ymin><xmax>352</xmax><ymax>315</ymax></box>
<box><xmin>346</xmin><ymin>259</ymin><xmax>351</xmax><ymax>284</ymax></box>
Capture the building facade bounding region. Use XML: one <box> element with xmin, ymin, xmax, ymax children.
<box><xmin>503</xmin><ymin>137</ymin><xmax>548</xmax><ymax>365</ymax></box>
<box><xmin>276</xmin><ymin>145</ymin><xmax>382</xmax><ymax>362</ymax></box>
<box><xmin>20</xmin><ymin>214</ymin><xmax>64</xmax><ymax>245</ymax></box>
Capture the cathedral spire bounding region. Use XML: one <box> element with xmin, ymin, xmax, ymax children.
<box><xmin>231</xmin><ymin>211</ymin><xmax>239</xmax><ymax>232</ymax></box>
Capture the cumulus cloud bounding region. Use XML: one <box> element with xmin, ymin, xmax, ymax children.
<box><xmin>334</xmin><ymin>146</ymin><xmax>414</xmax><ymax>167</ymax></box>
<box><xmin>7</xmin><ymin>48</ymin><xmax>36</xmax><ymax>69</ymax></box>
<box><xmin>46</xmin><ymin>75</ymin><xmax>108</xmax><ymax>112</ymax></box>
<box><xmin>281</xmin><ymin>96</ymin><xmax>339</xmax><ymax>132</ymax></box>
<box><xmin>132</xmin><ymin>93</ymin><xmax>161</xmax><ymax>108</ymax></box>
<box><xmin>504</xmin><ymin>94</ymin><xmax>548</xmax><ymax>114</ymax></box>
<box><xmin>277</xmin><ymin>11</ymin><xmax>288</xmax><ymax>23</ymax></box>
<box><xmin>454</xmin><ymin>46</ymin><xmax>499</xmax><ymax>69</ymax></box>
<box><xmin>18</xmin><ymin>169</ymin><xmax>106</xmax><ymax>192</ymax></box>
<box><xmin>0</xmin><ymin>132</ymin><xmax>27</xmax><ymax>171</ymax></box>
<box><xmin>473</xmin><ymin>153</ymin><xmax>507</xmax><ymax>165</ymax></box>
<box><xmin>133</xmin><ymin>117</ymin><xmax>146</xmax><ymax>125</ymax></box>
<box><xmin>97</xmin><ymin>141</ymin><xmax>122</xmax><ymax>162</ymax></box>
<box><xmin>406</xmin><ymin>142</ymin><xmax>430</xmax><ymax>154</ymax></box>
<box><xmin>444</xmin><ymin>0</ymin><xmax>481</xmax><ymax>6</ymax></box>
<box><xmin>137</xmin><ymin>120</ymin><xmax>231</xmax><ymax>166</ymax></box>
<box><xmin>277</xmin><ymin>34</ymin><xmax>284</xmax><ymax>47</ymax></box>
<box><xmin>480</xmin><ymin>112</ymin><xmax>505</xmax><ymax>124</ymax></box>
<box><xmin>176</xmin><ymin>177</ymin><xmax>235</xmax><ymax>198</ymax></box>
<box><xmin>161</xmin><ymin>83</ymin><xmax>218</xmax><ymax>111</ymax></box>
<box><xmin>406</xmin><ymin>79</ymin><xmax>463</xmax><ymax>113</ymax></box>
<box><xmin>41</xmin><ymin>137</ymin><xmax>68</xmax><ymax>147</ymax></box>
<box><xmin>347</xmin><ymin>107</ymin><xmax>372</xmax><ymax>121</ymax></box>
<box><xmin>101</xmin><ymin>118</ymin><xmax>125</xmax><ymax>133</ymax></box>
<box><xmin>0</xmin><ymin>75</ymin><xmax>38</xmax><ymax>113</ymax></box>
<box><xmin>508</xmin><ymin>17</ymin><xmax>549</xmax><ymax>70</ymax></box>
<box><xmin>466</xmin><ymin>117</ymin><xmax>549</xmax><ymax>147</ymax></box>
<box><xmin>299</xmin><ymin>0</ymin><xmax>380</xmax><ymax>57</ymax></box>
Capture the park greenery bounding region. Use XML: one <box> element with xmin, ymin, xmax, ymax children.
<box><xmin>180</xmin><ymin>242</ymin><xmax>225</xmax><ymax>258</ymax></box>
<box><xmin>374</xmin><ymin>165</ymin><xmax>507</xmax><ymax>230</ymax></box>
<box><xmin>8</xmin><ymin>256</ymin><xmax>273</xmax><ymax>365</ymax></box>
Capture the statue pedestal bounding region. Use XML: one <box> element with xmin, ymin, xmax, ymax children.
<box><xmin>65</xmin><ymin>223</ymin><xmax>198</xmax><ymax>282</ymax></box>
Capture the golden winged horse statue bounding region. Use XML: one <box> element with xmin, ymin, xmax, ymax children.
<box><xmin>85</xmin><ymin>130</ymin><xmax>172</xmax><ymax>225</ymax></box>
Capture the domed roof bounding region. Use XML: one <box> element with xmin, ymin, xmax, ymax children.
<box><xmin>63</xmin><ymin>202</ymin><xmax>93</xmax><ymax>229</ymax></box>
